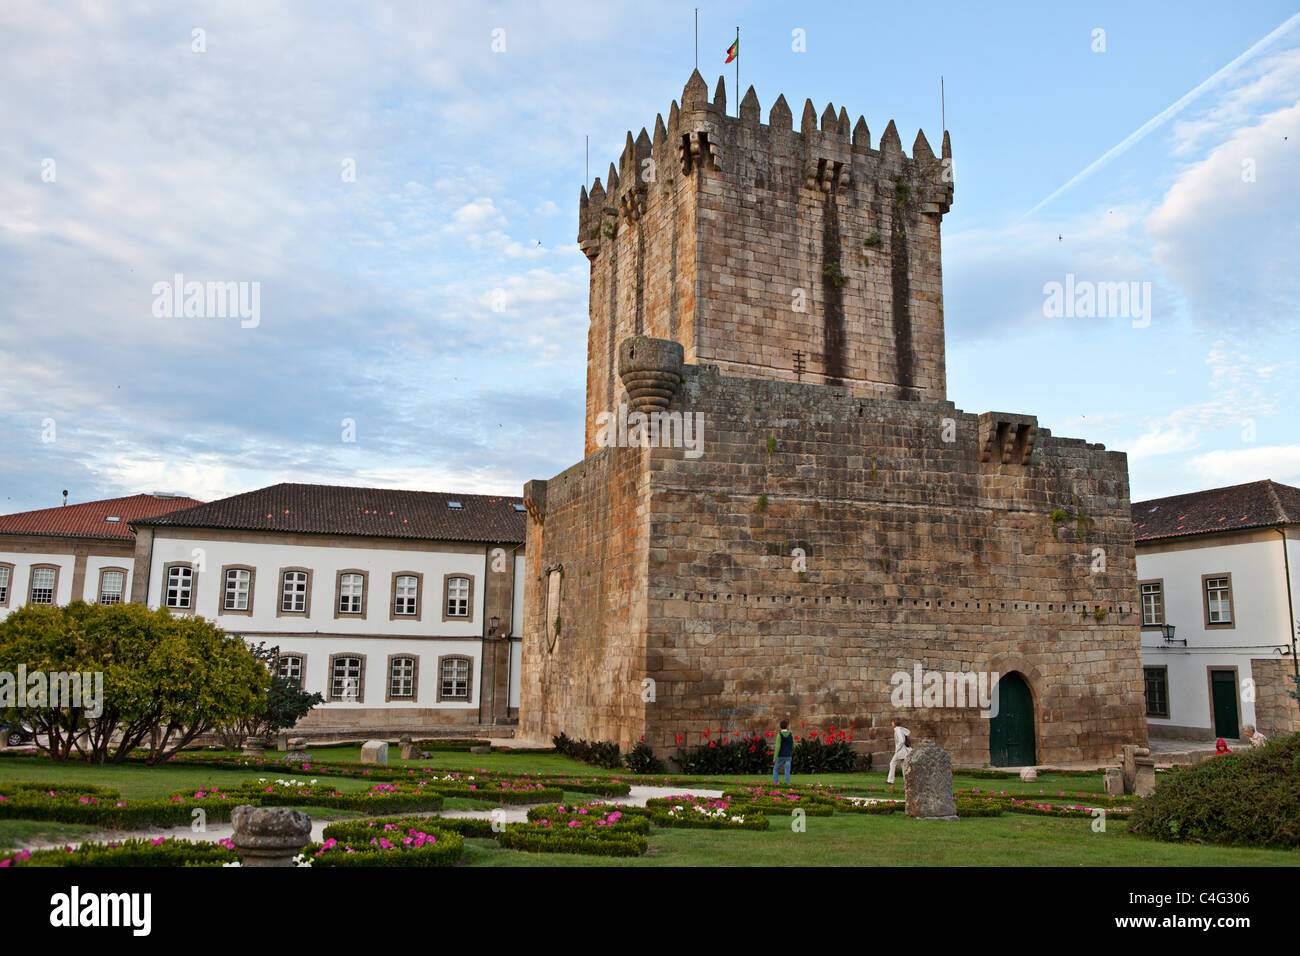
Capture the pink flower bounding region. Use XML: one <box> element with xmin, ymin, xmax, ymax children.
<box><xmin>151</xmin><ymin>837</ymin><xmax>165</xmax><ymax>845</ymax></box>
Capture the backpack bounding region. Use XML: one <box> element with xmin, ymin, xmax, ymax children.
<box><xmin>904</xmin><ymin>733</ymin><xmax>911</xmax><ymax>749</ymax></box>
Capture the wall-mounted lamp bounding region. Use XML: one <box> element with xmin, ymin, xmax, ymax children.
<box><xmin>1160</xmin><ymin>623</ymin><xmax>1185</xmax><ymax>645</ymax></box>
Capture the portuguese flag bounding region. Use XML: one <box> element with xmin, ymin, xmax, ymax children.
<box><xmin>725</xmin><ymin>38</ymin><xmax>738</xmax><ymax>63</ymax></box>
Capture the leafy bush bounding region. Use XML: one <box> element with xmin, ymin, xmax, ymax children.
<box><xmin>830</xmin><ymin>797</ymin><xmax>901</xmax><ymax>814</ymax></box>
<box><xmin>622</xmin><ymin>741</ymin><xmax>666</xmax><ymax>775</ymax></box>
<box><xmin>673</xmin><ymin>727</ymin><xmax>857</xmax><ymax>774</ymax></box>
<box><xmin>552</xmin><ymin>733</ymin><xmax>622</xmax><ymax>769</ymax></box>
<box><xmin>1127</xmin><ymin>733</ymin><xmax>1300</xmax><ymax>849</ymax></box>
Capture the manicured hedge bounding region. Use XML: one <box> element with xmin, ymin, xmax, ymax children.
<box><xmin>719</xmin><ymin>787</ymin><xmax>836</xmax><ymax>816</ymax></box>
<box><xmin>324</xmin><ymin>816</ymin><xmax>498</xmax><ymax>842</ymax></box>
<box><xmin>524</xmin><ymin>803</ymin><xmax>651</xmax><ymax>834</ymax></box>
<box><xmin>552</xmin><ymin>733</ymin><xmax>622</xmax><ymax>769</ymax></box>
<box><xmin>1</xmin><ymin>837</ymin><xmax>238</xmax><ymax>868</ymax></box>
<box><xmin>830</xmin><ymin>797</ymin><xmax>902</xmax><ymax>815</ymax></box>
<box><xmin>308</xmin><ymin>829</ymin><xmax>464</xmax><ymax>866</ymax></box>
<box><xmin>498</xmin><ymin>825</ymin><xmax>647</xmax><ymax>857</ymax></box>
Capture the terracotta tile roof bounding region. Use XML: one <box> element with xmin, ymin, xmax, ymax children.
<box><xmin>1132</xmin><ymin>479</ymin><xmax>1300</xmax><ymax>542</ymax></box>
<box><xmin>0</xmin><ymin>493</ymin><xmax>204</xmax><ymax>541</ymax></box>
<box><xmin>132</xmin><ymin>482</ymin><xmax>526</xmax><ymax>544</ymax></box>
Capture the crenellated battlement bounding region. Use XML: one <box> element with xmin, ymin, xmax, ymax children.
<box><xmin>578</xmin><ymin>71</ymin><xmax>953</xmax><ymax>255</ymax></box>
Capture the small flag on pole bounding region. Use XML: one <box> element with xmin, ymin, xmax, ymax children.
<box><xmin>725</xmin><ymin>37</ymin><xmax>738</xmax><ymax>63</ymax></box>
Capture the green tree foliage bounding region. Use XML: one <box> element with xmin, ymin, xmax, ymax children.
<box><xmin>216</xmin><ymin>643</ymin><xmax>324</xmax><ymax>748</ymax></box>
<box><xmin>0</xmin><ymin>602</ymin><xmax>269</xmax><ymax>764</ymax></box>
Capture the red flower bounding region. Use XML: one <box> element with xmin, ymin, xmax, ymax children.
<box><xmin>800</xmin><ymin>722</ymin><xmax>805</xmax><ymax>728</ymax></box>
<box><xmin>702</xmin><ymin>729</ymin><xmax>709</xmax><ymax>737</ymax></box>
<box><xmin>765</xmin><ymin>731</ymin><xmax>773</xmax><ymax>737</ymax></box>
<box><xmin>639</xmin><ymin>736</ymin><xmax>645</xmax><ymax>743</ymax></box>
<box><xmin>676</xmin><ymin>734</ymin><xmax>683</xmax><ymax>744</ymax></box>
<box><xmin>708</xmin><ymin>742</ymin><xmax>716</xmax><ymax>748</ymax></box>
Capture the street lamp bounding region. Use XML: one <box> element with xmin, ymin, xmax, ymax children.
<box><xmin>1160</xmin><ymin>623</ymin><xmax>1185</xmax><ymax>645</ymax></box>
<box><xmin>489</xmin><ymin>616</ymin><xmax>500</xmax><ymax>636</ymax></box>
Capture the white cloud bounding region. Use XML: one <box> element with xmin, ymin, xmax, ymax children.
<box><xmin>1124</xmin><ymin>426</ymin><xmax>1202</xmax><ymax>462</ymax></box>
<box><xmin>1189</xmin><ymin>445</ymin><xmax>1300</xmax><ymax>486</ymax></box>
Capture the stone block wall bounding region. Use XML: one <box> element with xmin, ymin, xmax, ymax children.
<box><xmin>523</xmin><ymin>364</ymin><xmax>1148</xmax><ymax>766</ymax></box>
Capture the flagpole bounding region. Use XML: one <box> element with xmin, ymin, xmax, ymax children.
<box><xmin>735</xmin><ymin>27</ymin><xmax>739</xmax><ymax>118</ymax></box>
<box><xmin>695</xmin><ymin>9</ymin><xmax>698</xmax><ymax>70</ymax></box>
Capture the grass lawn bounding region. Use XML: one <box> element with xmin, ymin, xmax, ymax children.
<box><xmin>456</xmin><ymin>814</ymin><xmax>1298</xmax><ymax>867</ymax></box>
<box><xmin>0</xmin><ymin>819</ymin><xmax>106</xmax><ymax>851</ymax></box>
<box><xmin>0</xmin><ymin>756</ymin><xmax>378</xmax><ymax>799</ymax></box>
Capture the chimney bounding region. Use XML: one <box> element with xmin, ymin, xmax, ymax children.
<box><xmin>62</xmin><ymin>489</ymin><xmax>68</xmax><ymax>507</ymax></box>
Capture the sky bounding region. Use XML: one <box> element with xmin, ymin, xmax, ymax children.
<box><xmin>1</xmin><ymin>0</ymin><xmax>1297</xmax><ymax>514</ymax></box>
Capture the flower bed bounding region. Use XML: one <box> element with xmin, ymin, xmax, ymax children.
<box><xmin>524</xmin><ymin>802</ymin><xmax>651</xmax><ymax>834</ymax></box>
<box><xmin>308</xmin><ymin>829</ymin><xmax>464</xmax><ymax>867</ymax></box>
<box><xmin>719</xmin><ymin>787</ymin><xmax>837</xmax><ymax>816</ymax></box>
<box><xmin>829</xmin><ymin>796</ymin><xmax>903</xmax><ymax>814</ymax></box>
<box><xmin>0</xmin><ymin>782</ymin><xmax>251</xmax><ymax>829</ymax></box>
<box><xmin>324</xmin><ymin>815</ymin><xmax>498</xmax><ymax>842</ymax></box>
<box><xmin>0</xmin><ymin>836</ymin><xmax>238</xmax><ymax>867</ymax></box>
<box><xmin>643</xmin><ymin>794</ymin><xmax>771</xmax><ymax>829</ymax></box>
<box><xmin>1008</xmin><ymin>799</ymin><xmax>1134</xmax><ymax>819</ymax></box>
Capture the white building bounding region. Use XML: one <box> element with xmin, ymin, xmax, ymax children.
<box><xmin>1133</xmin><ymin>479</ymin><xmax>1300</xmax><ymax>742</ymax></box>
<box><xmin>127</xmin><ymin>483</ymin><xmax>527</xmax><ymax>737</ymax></box>
<box><xmin>0</xmin><ymin>492</ymin><xmax>202</xmax><ymax>622</ymax></box>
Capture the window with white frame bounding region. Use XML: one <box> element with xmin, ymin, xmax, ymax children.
<box><xmin>338</xmin><ymin>573</ymin><xmax>365</xmax><ymax>614</ymax></box>
<box><xmin>1140</xmin><ymin>581</ymin><xmax>1163</xmax><ymax>627</ymax></box>
<box><xmin>439</xmin><ymin>657</ymin><xmax>470</xmax><ymax>700</ymax></box>
<box><xmin>389</xmin><ymin>656</ymin><xmax>416</xmax><ymax>700</ymax></box>
<box><xmin>223</xmin><ymin>568</ymin><xmax>252</xmax><ymax>612</ymax></box>
<box><xmin>1205</xmin><ymin>576</ymin><xmax>1232</xmax><ymax>625</ymax></box>
<box><xmin>281</xmin><ymin>571</ymin><xmax>308</xmax><ymax>613</ymax></box>
<box><xmin>278</xmin><ymin>655</ymin><xmax>304</xmax><ymax>691</ymax></box>
<box><xmin>29</xmin><ymin>567</ymin><xmax>56</xmax><ymax>605</ymax></box>
<box><xmin>165</xmin><ymin>565</ymin><xmax>194</xmax><ymax>609</ymax></box>
<box><xmin>445</xmin><ymin>576</ymin><xmax>470</xmax><ymax>617</ymax></box>
<box><xmin>394</xmin><ymin>575</ymin><xmax>419</xmax><ymax>616</ymax></box>
<box><xmin>99</xmin><ymin>569</ymin><xmax>125</xmax><ymax>605</ymax></box>
<box><xmin>0</xmin><ymin>565</ymin><xmax>11</xmax><ymax>605</ymax></box>
<box><xmin>330</xmin><ymin>655</ymin><xmax>363</xmax><ymax>701</ymax></box>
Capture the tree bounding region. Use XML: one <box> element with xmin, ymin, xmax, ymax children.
<box><xmin>216</xmin><ymin>643</ymin><xmax>324</xmax><ymax>748</ymax></box>
<box><xmin>0</xmin><ymin>602</ymin><xmax>270</xmax><ymax>764</ymax></box>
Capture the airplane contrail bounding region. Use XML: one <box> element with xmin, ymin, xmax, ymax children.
<box><xmin>1022</xmin><ymin>12</ymin><xmax>1300</xmax><ymax>220</ymax></box>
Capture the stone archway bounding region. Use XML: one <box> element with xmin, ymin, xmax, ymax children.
<box><xmin>989</xmin><ymin>671</ymin><xmax>1037</xmax><ymax>767</ymax></box>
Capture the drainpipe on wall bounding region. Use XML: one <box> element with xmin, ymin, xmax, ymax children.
<box><xmin>1279</xmin><ymin>526</ymin><xmax>1299</xmax><ymax>687</ymax></box>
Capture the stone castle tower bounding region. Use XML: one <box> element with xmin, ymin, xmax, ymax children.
<box><xmin>521</xmin><ymin>72</ymin><xmax>1147</xmax><ymax>767</ymax></box>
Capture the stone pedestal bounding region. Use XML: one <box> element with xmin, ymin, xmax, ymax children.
<box><xmin>230</xmin><ymin>805</ymin><xmax>311</xmax><ymax>867</ymax></box>
<box><xmin>282</xmin><ymin>737</ymin><xmax>310</xmax><ymax>763</ymax></box>
<box><xmin>1133</xmin><ymin>756</ymin><xmax>1156</xmax><ymax>797</ymax></box>
<box><xmin>469</xmin><ymin>745</ymin><xmax>492</xmax><ymax>755</ymax></box>
<box><xmin>360</xmin><ymin>740</ymin><xmax>389</xmax><ymax>765</ymax></box>
<box><xmin>1104</xmin><ymin>768</ymin><xmax>1125</xmax><ymax>797</ymax></box>
<box><xmin>242</xmin><ymin>737</ymin><xmax>267</xmax><ymax>757</ymax></box>
<box><xmin>902</xmin><ymin>740</ymin><xmax>959</xmax><ymax>821</ymax></box>
<box><xmin>1121</xmin><ymin>744</ymin><xmax>1151</xmax><ymax>795</ymax></box>
<box><xmin>398</xmin><ymin>734</ymin><xmax>421</xmax><ymax>761</ymax></box>
<box><xmin>1019</xmin><ymin>767</ymin><xmax>1037</xmax><ymax>782</ymax></box>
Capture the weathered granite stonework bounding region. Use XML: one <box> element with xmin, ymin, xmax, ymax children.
<box><xmin>520</xmin><ymin>72</ymin><xmax>1148</xmax><ymax>767</ymax></box>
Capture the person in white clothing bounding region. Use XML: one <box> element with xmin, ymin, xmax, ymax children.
<box><xmin>1243</xmin><ymin>724</ymin><xmax>1267</xmax><ymax>748</ymax></box>
<box><xmin>887</xmin><ymin>717</ymin><xmax>912</xmax><ymax>784</ymax></box>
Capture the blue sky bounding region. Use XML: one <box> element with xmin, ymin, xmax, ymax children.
<box><xmin>1</xmin><ymin>0</ymin><xmax>1297</xmax><ymax>513</ymax></box>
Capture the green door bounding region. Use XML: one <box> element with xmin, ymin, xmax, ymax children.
<box><xmin>1210</xmin><ymin>670</ymin><xmax>1239</xmax><ymax>740</ymax></box>
<box><xmin>989</xmin><ymin>672</ymin><xmax>1036</xmax><ymax>767</ymax></box>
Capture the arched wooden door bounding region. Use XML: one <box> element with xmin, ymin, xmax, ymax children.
<box><xmin>989</xmin><ymin>671</ymin><xmax>1037</xmax><ymax>767</ymax></box>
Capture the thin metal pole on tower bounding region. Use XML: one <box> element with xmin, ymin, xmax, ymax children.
<box><xmin>735</xmin><ymin>27</ymin><xmax>739</xmax><ymax>118</ymax></box>
<box><xmin>941</xmin><ymin>76</ymin><xmax>946</xmax><ymax>130</ymax></box>
<box><xmin>585</xmin><ymin>135</ymin><xmax>589</xmax><ymax>186</ymax></box>
<box><xmin>695</xmin><ymin>9</ymin><xmax>698</xmax><ymax>69</ymax></box>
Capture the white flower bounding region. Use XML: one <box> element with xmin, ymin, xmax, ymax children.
<box><xmin>222</xmin><ymin>861</ymin><xmax>242</xmax><ymax>868</ymax></box>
